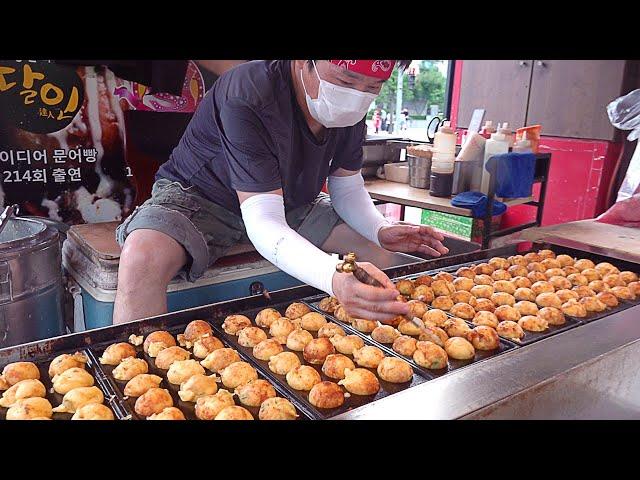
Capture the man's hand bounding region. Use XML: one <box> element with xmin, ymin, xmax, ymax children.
<box><xmin>378</xmin><ymin>223</ymin><xmax>449</xmax><ymax>257</ymax></box>
<box><xmin>332</xmin><ymin>262</ymin><xmax>409</xmax><ymax>323</ymax></box>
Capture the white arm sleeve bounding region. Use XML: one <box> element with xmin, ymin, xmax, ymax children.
<box><xmin>240</xmin><ymin>194</ymin><xmax>340</xmax><ymax>296</ymax></box>
<box><xmin>327</xmin><ymin>173</ymin><xmax>391</xmax><ymax>247</ymax></box>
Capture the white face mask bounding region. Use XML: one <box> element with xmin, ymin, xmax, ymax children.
<box><xmin>300</xmin><ymin>60</ymin><xmax>378</xmax><ymax>128</ymax></box>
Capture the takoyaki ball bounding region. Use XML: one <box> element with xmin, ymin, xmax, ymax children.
<box><xmin>253</xmin><ymin>339</ymin><xmax>284</xmax><ymax>361</ymax></box>
<box><xmin>572</xmin><ymin>286</ymin><xmax>597</xmax><ymax>299</ymax></box>
<box><xmin>524</xmin><ymin>252</ymin><xmax>542</xmax><ymax>263</ymax></box>
<box><xmin>330</xmin><ymin>335</ymin><xmax>364</xmax><ymax>356</ymax></box>
<box><xmin>556</xmin><ymin>254</ymin><xmax>575</xmax><ymax>267</ymax></box>
<box><xmin>580</xmin><ymin>268</ymin><xmax>600</xmax><ymax>282</ymax></box>
<box><xmin>72</xmin><ymin>403</ymin><xmax>115</xmax><ymax>421</ymax></box>
<box><xmin>0</xmin><ymin>362</ymin><xmax>39</xmax><ymax>388</ymax></box>
<box><xmin>318</xmin><ymin>296</ymin><xmax>339</xmax><ymax>313</ymax></box>
<box><xmin>627</xmin><ymin>281</ymin><xmax>640</xmax><ymax>297</ymax></box>
<box><xmin>393</xmin><ymin>336</ymin><xmax>418</xmax><ymax>356</ymax></box>
<box><xmin>338</xmin><ymin>368</ymin><xmax>380</xmax><ymax>396</ymax></box>
<box><xmin>620</xmin><ymin>271</ymin><xmax>639</xmax><ymax>284</ymax></box>
<box><xmin>418</xmin><ymin>326</ymin><xmax>448</xmax><ymax>347</ymax></box>
<box><xmin>494</xmin><ymin>280</ymin><xmax>516</xmax><ymax>295</ymax></box>
<box><xmin>178</xmin><ymin>374</ymin><xmax>218</xmax><ymax>402</ymax></box>
<box><xmin>453</xmin><ymin>277</ymin><xmax>475</xmax><ymax>292</ymax></box>
<box><xmin>255</xmin><ymin>308</ymin><xmax>282</xmax><ymax>328</ymax></box>
<box><xmin>398</xmin><ymin>319</ymin><xmax>424</xmax><ymax>336</ymax></box>
<box><xmin>411</xmin><ymin>285</ymin><xmax>435</xmax><ymax>302</ymax></box>
<box><xmin>489</xmin><ymin>257</ymin><xmax>511</xmax><ymax>271</ymax></box>
<box><xmin>220</xmin><ymin>362</ymin><xmax>258</xmax><ymax>389</ymax></box>
<box><xmin>414</xmin><ymin>275</ymin><xmax>434</xmax><ymax>286</ymax></box>
<box><xmin>572</xmin><ymin>258</ymin><xmax>595</xmax><ymax>272</ymax></box>
<box><xmin>268</xmin><ymin>352</ymin><xmax>301</xmax><ymax>376</ymax></box>
<box><xmin>492</xmin><ymin>270</ymin><xmax>512</xmax><ymax>281</ymax></box>
<box><xmin>508</xmin><ymin>254</ymin><xmax>528</xmax><ymax>266</ymax></box>
<box><xmin>432</xmin><ymin>296</ymin><xmax>454</xmax><ymax>311</ymax></box>
<box><xmin>518</xmin><ymin>315</ymin><xmax>548</xmax><ymax>332</ymax></box>
<box><xmin>527</xmin><ymin>262</ymin><xmax>545</xmax><ymax>273</ymax></box>
<box><xmin>540</xmin><ymin>258</ymin><xmax>561</xmax><ymax>270</ymax></box>
<box><xmin>124</xmin><ymin>374</ymin><xmax>163</xmax><ymax>398</ymax></box>
<box><xmin>474</xmin><ymin>274</ymin><xmax>494</xmax><ymax>286</ymax></box>
<box><xmin>285</xmin><ymin>302</ymin><xmax>311</xmax><ymax>320</ymax></box>
<box><xmin>538</xmin><ymin>307</ymin><xmax>566</xmax><ymax>326</ymax></box>
<box><xmin>371</xmin><ymin>325</ymin><xmax>401</xmax><ymax>344</ymax></box>
<box><xmin>536</xmin><ymin>292</ymin><xmax>563</xmax><ymax>309</ymax></box>
<box><xmin>531</xmin><ymin>281</ymin><xmax>554</xmax><ymax>296</ymax></box>
<box><xmin>514</xmin><ymin>287</ymin><xmax>536</xmax><ymax>302</ymax></box>
<box><xmin>143</xmin><ymin>331</ymin><xmax>176</xmax><ymax>356</ymax></box>
<box><xmin>473</xmin><ymin>263</ymin><xmax>495</xmax><ymax>275</ymax></box>
<box><xmin>286</xmin><ymin>365</ymin><xmax>321</xmax><ymax>391</ymax></box>
<box><xmin>352</xmin><ymin>346</ymin><xmax>385</xmax><ymax>369</ymax></box>
<box><xmin>588</xmin><ymin>280</ymin><xmax>609</xmax><ymax>293</ymax></box>
<box><xmin>167</xmin><ymin>359</ymin><xmax>205</xmax><ymax>385</ymax></box>
<box><xmin>450</xmin><ymin>303</ymin><xmax>476</xmax><ymax>320</ymax></box>
<box><xmin>193</xmin><ymin>336</ymin><xmax>225</xmax><ymax>360</ymax></box>
<box><xmin>450</xmin><ymin>290</ymin><xmax>477</xmax><ymax>307</ymax></box>
<box><xmin>286</xmin><ymin>328</ymin><xmax>313</xmax><ymax>351</ymax></box>
<box><xmin>475</xmin><ymin>298</ymin><xmax>497</xmax><ymax>313</ymax></box>
<box><xmin>467</xmin><ymin>325</ymin><xmax>500</xmax><ymax>351</ymax></box>
<box><xmin>147</xmin><ymin>407</ymin><xmax>186</xmax><ymax>421</ymax></box>
<box><xmin>495</xmin><ymin>305</ymin><xmax>521</xmax><ymax>322</ymax></box>
<box><xmin>259</xmin><ymin>397</ymin><xmax>298</xmax><ymax>420</ymax></box>
<box><xmin>407</xmin><ymin>300</ymin><xmax>428</xmax><ymax>319</ymax></box>
<box><xmin>135</xmin><ymin>388</ymin><xmax>173</xmax><ymax>417</ymax></box>
<box><xmin>222</xmin><ymin>314</ymin><xmax>252</xmax><ymax>334</ymax></box>
<box><xmin>431</xmin><ymin>280</ymin><xmax>456</xmax><ymax>297</ymax></box>
<box><xmin>473</xmin><ymin>311</ymin><xmax>499</xmax><ymax>328</ymax></box>
<box><xmin>443</xmin><ymin>318</ymin><xmax>472</xmax><ymax>338</ymax></box>
<box><xmin>352</xmin><ymin>318</ymin><xmax>378</xmax><ymax>333</ymax></box>
<box><xmin>423</xmin><ymin>309</ymin><xmax>448</xmax><ymax>328</ymax></box>
<box><xmin>594</xmin><ymin>261</ymin><xmax>619</xmax><ymax>277</ymax></box>
<box><xmin>309</xmin><ymin>381</ymin><xmax>345</xmax><ymax>409</ymax></box>
<box><xmin>561</xmin><ymin>299</ymin><xmax>587</xmax><ymax>318</ymax></box>
<box><xmin>322</xmin><ymin>354</ymin><xmax>356</xmax><ymax>380</ymax></box>
<box><xmin>183</xmin><ymin>320</ymin><xmax>213</xmax><ymax>344</ymax></box>
<box><xmin>491</xmin><ymin>292</ymin><xmax>516</xmax><ymax>307</ymax></box>
<box><xmin>215</xmin><ymin>406</ymin><xmax>254</xmax><ymax>420</ymax></box>
<box><xmin>113</xmin><ymin>357</ymin><xmax>149</xmax><ymax>381</ymax></box>
<box><xmin>444</xmin><ymin>337</ymin><xmax>475</xmax><ymax>360</ymax></box>
<box><xmin>413</xmin><ymin>341</ymin><xmax>448</xmax><ymax>369</ymax></box>
<box><xmin>299</xmin><ymin>312</ymin><xmax>327</xmax><ymax>331</ymax></box>
<box><xmin>603</xmin><ymin>274</ymin><xmax>626</xmax><ymax>288</ymax></box>
<box><xmin>496</xmin><ymin>321</ymin><xmax>525</xmax><ymax>342</ymax></box>
<box><xmin>549</xmin><ymin>276</ymin><xmax>572</xmax><ymax>291</ymax></box>
<box><xmin>434</xmin><ymin>272</ymin><xmax>455</xmax><ymax>283</ymax></box>
<box><xmin>0</xmin><ymin>379</ymin><xmax>46</xmax><ymax>408</ymax></box>
<box><xmin>545</xmin><ymin>268</ymin><xmax>566</xmax><ymax>278</ymax></box>
<box><xmin>48</xmin><ymin>352</ymin><xmax>87</xmax><ymax>379</ymax></box>
<box><xmin>508</xmin><ymin>265</ymin><xmax>529</xmax><ymax>278</ymax></box>
<box><xmin>611</xmin><ymin>286</ymin><xmax>635</xmax><ymax>301</ymax></box>
<box><xmin>303</xmin><ymin>338</ymin><xmax>336</xmax><ymax>365</ymax></box>
<box><xmin>318</xmin><ymin>323</ymin><xmax>346</xmax><ymax>339</ymax></box>
<box><xmin>563</xmin><ymin>266</ymin><xmax>581</xmax><ymax>276</ymax></box>
<box><xmin>470</xmin><ymin>284</ymin><xmax>494</xmax><ymax>299</ymax></box>
<box><xmin>556</xmin><ymin>289</ymin><xmax>579</xmax><ymax>303</ymax></box>
<box><xmin>234</xmin><ymin>379</ymin><xmax>276</xmax><ymax>407</ymax></box>
<box><xmin>200</xmin><ymin>348</ymin><xmax>240</xmax><ymax>373</ymax></box>
<box><xmin>527</xmin><ymin>271</ymin><xmax>547</xmax><ymax>283</ymax></box>
<box><xmin>269</xmin><ymin>317</ymin><xmax>296</xmax><ymax>344</ymax></box>
<box><xmin>195</xmin><ymin>390</ymin><xmax>235</xmax><ymax>420</ymax></box>
<box><xmin>538</xmin><ymin>249</ymin><xmax>556</xmax><ymax>260</ymax></box>
<box><xmin>579</xmin><ymin>297</ymin><xmax>607</xmax><ymax>313</ymax></box>
<box><xmin>596</xmin><ymin>291</ymin><xmax>619</xmax><ymax>308</ymax></box>
<box><xmin>514</xmin><ymin>301</ymin><xmax>539</xmax><ymax>317</ymax></box>
<box><xmin>52</xmin><ymin>368</ymin><xmax>94</xmax><ymax>395</ymax></box>
<box><xmin>99</xmin><ymin>343</ymin><xmax>136</xmax><ymax>366</ymax></box>
<box><xmin>377</xmin><ymin>357</ymin><xmax>413</xmax><ymax>383</ymax></box>
<box><xmin>396</xmin><ymin>295</ymin><xmax>408</xmax><ymax>304</ymax></box>
<box><xmin>396</xmin><ymin>279</ymin><xmax>415</xmax><ymax>297</ymax></box>
<box><xmin>238</xmin><ymin>327</ymin><xmax>268</xmax><ymax>348</ymax></box>
<box><xmin>456</xmin><ymin>267</ymin><xmax>476</xmax><ymax>279</ymax></box>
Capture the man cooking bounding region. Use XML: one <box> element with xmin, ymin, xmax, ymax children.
<box><xmin>113</xmin><ymin>60</ymin><xmax>449</xmax><ymax>324</ymax></box>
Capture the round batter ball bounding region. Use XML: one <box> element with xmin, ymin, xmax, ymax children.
<box><xmin>611</xmin><ymin>286</ymin><xmax>635</xmax><ymax>300</ymax></box>
<box><xmin>541</xmin><ymin>258</ymin><xmax>561</xmax><ymax>270</ymax></box>
<box><xmin>620</xmin><ymin>271</ymin><xmax>639</xmax><ymax>284</ymax></box>
<box><xmin>6</xmin><ymin>397</ymin><xmax>53</xmax><ymax>420</ymax></box>
<box><xmin>563</xmin><ymin>266</ymin><xmax>580</xmax><ymax>276</ymax></box>
<box><xmin>195</xmin><ymin>390</ymin><xmax>235</xmax><ymax>420</ymax></box>
<box><xmin>317</xmin><ymin>323</ymin><xmax>346</xmax><ymax>339</ymax></box>
<box><xmin>572</xmin><ymin>286</ymin><xmax>597</xmax><ymax>299</ymax></box>
<box><xmin>178</xmin><ymin>374</ymin><xmax>218</xmax><ymax>402</ymax></box>
<box><xmin>234</xmin><ymin>379</ymin><xmax>276</xmax><ymax>407</ymax></box>
<box><xmin>432</xmin><ymin>296</ymin><xmax>454</xmax><ymax>311</ymax></box>
<box><xmin>524</xmin><ymin>252</ymin><xmax>542</xmax><ymax>263</ymax></box>
<box><xmin>286</xmin><ymin>365</ymin><xmax>321</xmax><ymax>391</ymax></box>
<box><xmin>556</xmin><ymin>254</ymin><xmax>575</xmax><ymax>267</ymax></box>
<box><xmin>269</xmin><ymin>317</ymin><xmax>296</xmax><ymax>344</ymax></box>
<box><xmin>475</xmin><ymin>298</ymin><xmax>496</xmax><ymax>312</ymax></box>
<box><xmin>443</xmin><ymin>318</ymin><xmax>472</xmax><ymax>338</ymax></box>
<box><xmin>285</xmin><ymin>302</ymin><xmax>311</xmax><ymax>320</ymax></box>
<box><xmin>215</xmin><ymin>406</ymin><xmax>254</xmax><ymax>420</ymax></box>
<box><xmin>238</xmin><ymin>327</ymin><xmax>268</xmax><ymax>348</ymax></box>
<box><xmin>474</xmin><ymin>274</ymin><xmax>494</xmax><ymax>286</ymax></box>
<box><xmin>594</xmin><ymin>261</ymin><xmax>618</xmax><ymax>276</ymax></box>
<box><xmin>588</xmin><ymin>280</ymin><xmax>610</xmax><ymax>294</ymax></box>
<box><xmin>431</xmin><ymin>280</ymin><xmax>456</xmax><ymax>298</ymax></box>
<box><xmin>200</xmin><ymin>348</ymin><xmax>240</xmax><ymax>373</ymax></box>
<box><xmin>322</xmin><ymin>354</ymin><xmax>356</xmax><ymax>380</ymax></box>
<box><xmin>72</xmin><ymin>403</ymin><xmax>115</xmax><ymax>421</ymax></box>
<box><xmin>491</xmin><ymin>292</ymin><xmax>516</xmax><ymax>307</ymax></box>
<box><xmin>629</xmin><ymin>281</ymin><xmax>640</xmax><ymax>297</ymax></box>
<box><xmin>556</xmin><ymin>289</ymin><xmax>579</xmax><ymax>303</ymax></box>
<box><xmin>407</xmin><ymin>300</ymin><xmax>427</xmax><ymax>319</ymax></box>
<box><xmin>467</xmin><ymin>325</ymin><xmax>500</xmax><ymax>350</ymax></box>
<box><xmin>286</xmin><ymin>328</ymin><xmax>314</xmax><ymax>351</ymax></box>
<box><xmin>371</xmin><ymin>325</ymin><xmax>401</xmax><ymax>344</ymax></box>
<box><xmin>471</xmin><ymin>284</ymin><xmax>494</xmax><ymax>299</ymax></box>
<box><xmin>538</xmin><ymin>307</ymin><xmax>566</xmax><ymax>325</ymax></box>
<box><xmin>492</xmin><ymin>270</ymin><xmax>512</xmax><ymax>281</ymax></box>
<box><xmin>514</xmin><ymin>301</ymin><xmax>539</xmax><ymax>317</ymax></box>
<box><xmin>536</xmin><ymin>292</ymin><xmax>563</xmax><ymax>309</ymax></box>
<box><xmin>377</xmin><ymin>357</ymin><xmax>413</xmax><ymax>383</ymax></box>
<box><xmin>352</xmin><ymin>346</ymin><xmax>385</xmax><ymax>369</ymax></box>
<box><xmin>124</xmin><ymin>374</ymin><xmax>163</xmax><ymax>398</ymax></box>
<box><xmin>561</xmin><ymin>299</ymin><xmax>587</xmax><ymax>318</ymax></box>
<box><xmin>48</xmin><ymin>353</ymin><xmax>87</xmax><ymax>379</ymax></box>
<box><xmin>222</xmin><ymin>315</ymin><xmax>252</xmax><ymax>334</ymax></box>
<box><xmin>508</xmin><ymin>265</ymin><xmax>529</xmax><ymax>278</ymax></box>
<box><xmin>473</xmin><ymin>263</ymin><xmax>495</xmax><ymax>275</ymax></box>
<box><xmin>531</xmin><ymin>281</ymin><xmax>555</xmax><ymax>296</ymax></box>
<box><xmin>134</xmin><ymin>388</ymin><xmax>173</xmax><ymax>417</ymax></box>
<box><xmin>450</xmin><ymin>290</ymin><xmax>477</xmax><ymax>307</ymax></box>
<box><xmin>496</xmin><ymin>321</ymin><xmax>525</xmax><ymax>342</ymax></box>
<box><xmin>167</xmin><ymin>359</ymin><xmax>205</xmax><ymax>385</ymax></box>
<box><xmin>494</xmin><ymin>280</ymin><xmax>516</xmax><ymax>295</ymax></box>
<box><xmin>450</xmin><ymin>302</ymin><xmax>476</xmax><ymax>320</ymax></box>
<box><xmin>318</xmin><ymin>296</ymin><xmax>339</xmax><ymax>313</ymax></box>
<box><xmin>444</xmin><ymin>337</ymin><xmax>475</xmax><ymax>360</ymax></box>
<box><xmin>253</xmin><ymin>339</ymin><xmax>284</xmax><ymax>361</ymax></box>
<box><xmin>538</xmin><ymin>249</ymin><xmax>556</xmax><ymax>260</ymax></box>
<box><xmin>309</xmin><ymin>381</ymin><xmax>345</xmax><ymax>409</ymax></box>
<box><xmin>303</xmin><ymin>338</ymin><xmax>335</xmax><ymax>365</ymax></box>
<box><xmin>183</xmin><ymin>320</ymin><xmax>213</xmax><ymax>344</ymax></box>
<box><xmin>495</xmin><ymin>305</ymin><xmax>521</xmax><ymax>322</ymax></box>
<box><xmin>99</xmin><ymin>343</ymin><xmax>136</xmax><ymax>366</ymax></box>
<box><xmin>489</xmin><ymin>257</ymin><xmax>511</xmax><ymax>271</ymax></box>
<box><xmin>545</xmin><ymin>268</ymin><xmax>566</xmax><ymax>278</ymax></box>
<box><xmin>413</xmin><ymin>341</ymin><xmax>448</xmax><ymax>369</ymax></box>
<box><xmin>330</xmin><ymin>335</ymin><xmax>364</xmax><ymax>355</ymax></box>
<box><xmin>143</xmin><ymin>331</ymin><xmax>176</xmax><ymax>355</ymax></box>
<box><xmin>580</xmin><ymin>268</ymin><xmax>600</xmax><ymax>282</ymax></box>
<box><xmin>527</xmin><ymin>271</ymin><xmax>547</xmax><ymax>283</ymax></box>
<box><xmin>527</xmin><ymin>262</ymin><xmax>545</xmax><ymax>273</ymax></box>
<box><xmin>419</xmin><ymin>325</ymin><xmax>448</xmax><ymax>347</ymax></box>
<box><xmin>508</xmin><ymin>255</ymin><xmax>528</xmax><ymax>266</ymax></box>
<box><xmin>52</xmin><ymin>368</ymin><xmax>94</xmax><ymax>395</ymax></box>
<box><xmin>549</xmin><ymin>276</ymin><xmax>572</xmax><ymax>291</ymax></box>
<box><xmin>579</xmin><ymin>297</ymin><xmax>607</xmax><ymax>313</ymax></box>
<box><xmin>414</xmin><ymin>275</ymin><xmax>434</xmax><ymax>286</ymax></box>
<box><xmin>113</xmin><ymin>357</ymin><xmax>149</xmax><ymax>381</ymax></box>
<box><xmin>456</xmin><ymin>267</ymin><xmax>476</xmax><ymax>279</ymax></box>
<box><xmin>411</xmin><ymin>285</ymin><xmax>435</xmax><ymax>302</ymax></box>
<box><xmin>147</xmin><ymin>407</ymin><xmax>185</xmax><ymax>421</ymax></box>
<box><xmin>352</xmin><ymin>318</ymin><xmax>378</xmax><ymax>333</ymax></box>
<box><xmin>220</xmin><ymin>361</ymin><xmax>258</xmax><ymax>389</ymax></box>
<box><xmin>268</xmin><ymin>351</ymin><xmax>301</xmax><ymax>375</ymax></box>
<box><xmin>435</xmin><ymin>272</ymin><xmax>455</xmax><ymax>283</ymax></box>
<box><xmin>518</xmin><ymin>315</ymin><xmax>548</xmax><ymax>332</ymax></box>
<box><xmin>597</xmin><ymin>291</ymin><xmax>619</xmax><ymax>308</ymax></box>
<box><xmin>338</xmin><ymin>368</ymin><xmax>380</xmax><ymax>396</ymax></box>
<box><xmin>255</xmin><ymin>308</ymin><xmax>282</xmax><ymax>328</ymax></box>
<box><xmin>473</xmin><ymin>311</ymin><xmax>499</xmax><ymax>328</ymax></box>
<box><xmin>396</xmin><ymin>279</ymin><xmax>415</xmax><ymax>297</ymax></box>
<box><xmin>398</xmin><ymin>319</ymin><xmax>423</xmax><ymax>336</ymax></box>
<box><xmin>393</xmin><ymin>335</ymin><xmax>418</xmax><ymax>356</ymax></box>
<box><xmin>258</xmin><ymin>397</ymin><xmax>298</xmax><ymax>420</ymax></box>
<box><xmin>193</xmin><ymin>336</ymin><xmax>225</xmax><ymax>360</ymax></box>
<box><xmin>299</xmin><ymin>312</ymin><xmax>328</xmax><ymax>331</ymax></box>
<box><xmin>453</xmin><ymin>277</ymin><xmax>475</xmax><ymax>292</ymax></box>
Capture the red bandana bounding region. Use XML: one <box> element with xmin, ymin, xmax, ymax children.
<box><xmin>329</xmin><ymin>60</ymin><xmax>396</xmax><ymax>80</ymax></box>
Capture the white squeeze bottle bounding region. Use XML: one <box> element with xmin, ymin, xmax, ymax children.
<box><xmin>512</xmin><ymin>131</ymin><xmax>533</xmax><ymax>153</ymax></box>
<box><xmin>481</xmin><ymin>130</ymin><xmax>510</xmax><ymax>194</ymax></box>
<box><xmin>433</xmin><ymin>120</ymin><xmax>456</xmax><ymax>154</ymax></box>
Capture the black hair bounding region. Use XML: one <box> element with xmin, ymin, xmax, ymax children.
<box><xmin>306</xmin><ymin>60</ymin><xmax>412</xmax><ymax>71</ymax></box>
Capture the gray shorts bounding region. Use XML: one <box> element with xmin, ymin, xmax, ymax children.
<box><xmin>116</xmin><ymin>178</ymin><xmax>343</xmax><ymax>281</ymax></box>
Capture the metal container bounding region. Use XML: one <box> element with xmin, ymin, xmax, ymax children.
<box><xmin>0</xmin><ymin>216</ymin><xmax>65</xmax><ymax>348</ymax></box>
<box><xmin>408</xmin><ymin>155</ymin><xmax>431</xmax><ymax>189</ymax></box>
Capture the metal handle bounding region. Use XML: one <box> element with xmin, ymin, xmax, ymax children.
<box><xmin>518</xmin><ymin>61</ymin><xmax>528</xmax><ymax>67</ymax></box>
<box><xmin>336</xmin><ymin>252</ymin><xmax>384</xmax><ymax>288</ymax></box>
<box><xmin>0</xmin><ymin>204</ymin><xmax>18</xmax><ymax>238</ymax></box>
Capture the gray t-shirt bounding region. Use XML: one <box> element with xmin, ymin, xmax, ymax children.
<box><xmin>157</xmin><ymin>60</ymin><xmax>366</xmax><ymax>215</ymax></box>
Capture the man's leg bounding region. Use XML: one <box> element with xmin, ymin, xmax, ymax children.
<box><xmin>113</xmin><ymin>229</ymin><xmax>187</xmax><ymax>324</ymax></box>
